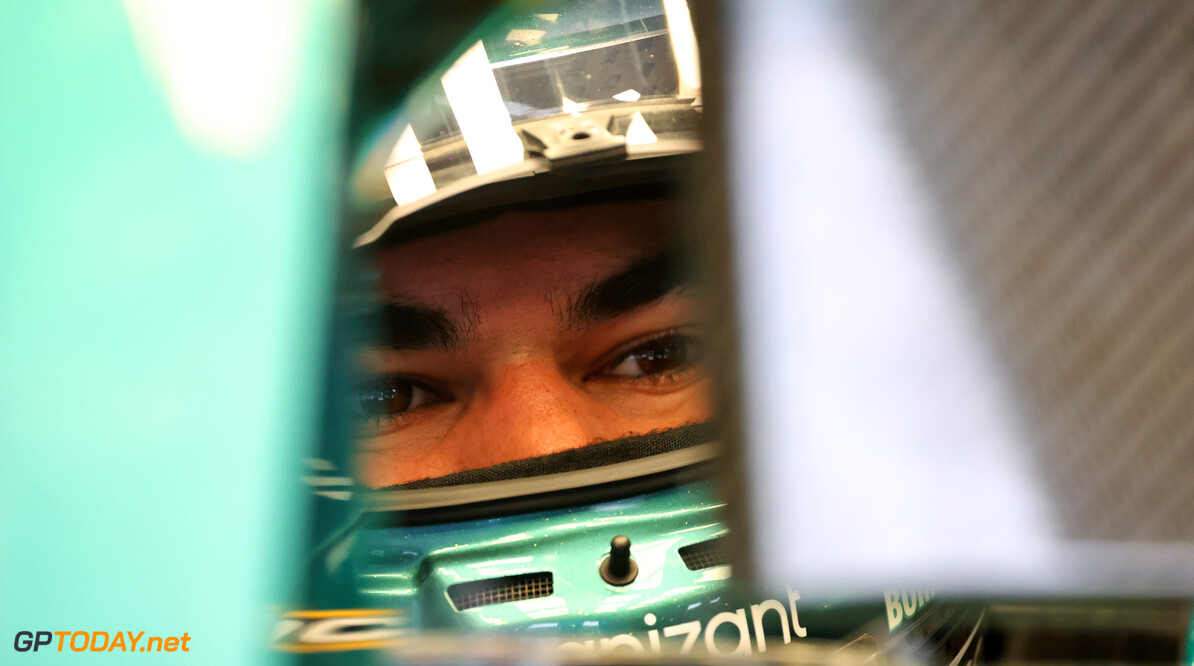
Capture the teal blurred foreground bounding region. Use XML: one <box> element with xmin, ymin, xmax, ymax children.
<box><xmin>0</xmin><ymin>1</ymin><xmax>351</xmax><ymax>662</ymax></box>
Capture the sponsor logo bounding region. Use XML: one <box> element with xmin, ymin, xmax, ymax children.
<box><xmin>884</xmin><ymin>588</ymin><xmax>936</xmax><ymax>631</ymax></box>
<box><xmin>270</xmin><ymin>609</ymin><xmax>403</xmax><ymax>653</ymax></box>
<box><xmin>559</xmin><ymin>587</ymin><xmax>809</xmax><ymax>657</ymax></box>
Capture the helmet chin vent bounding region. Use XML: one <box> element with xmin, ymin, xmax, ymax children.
<box><xmin>678</xmin><ymin>537</ymin><xmax>728</xmax><ymax>571</ymax></box>
<box><xmin>447</xmin><ymin>572</ymin><xmax>553</xmax><ymax>611</ymax></box>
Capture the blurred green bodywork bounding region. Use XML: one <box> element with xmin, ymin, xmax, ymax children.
<box><xmin>1</xmin><ymin>1</ymin><xmax>351</xmax><ymax>663</ymax></box>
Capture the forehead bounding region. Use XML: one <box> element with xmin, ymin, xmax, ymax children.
<box><xmin>373</xmin><ymin>199</ymin><xmax>675</xmax><ymax>301</ymax></box>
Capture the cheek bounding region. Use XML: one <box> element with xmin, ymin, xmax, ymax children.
<box><xmin>353</xmin><ymin>410</ymin><xmax>460</xmax><ymax>488</ymax></box>
<box><xmin>588</xmin><ymin>377</ymin><xmax>713</xmax><ymax>429</ymax></box>
<box><xmin>357</xmin><ymin>444</ymin><xmax>458</xmax><ymax>488</ymax></box>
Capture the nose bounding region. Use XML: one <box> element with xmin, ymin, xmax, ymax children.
<box><xmin>454</xmin><ymin>359</ymin><xmax>606</xmax><ymax>470</ymax></box>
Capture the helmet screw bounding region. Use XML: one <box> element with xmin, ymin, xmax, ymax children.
<box><xmin>600</xmin><ymin>535</ymin><xmax>638</xmax><ymax>586</ymax></box>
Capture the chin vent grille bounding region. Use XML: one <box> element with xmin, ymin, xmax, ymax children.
<box><xmin>678</xmin><ymin>538</ymin><xmax>729</xmax><ymax>570</ymax></box>
<box><xmin>447</xmin><ymin>572</ymin><xmax>553</xmax><ymax>611</ymax></box>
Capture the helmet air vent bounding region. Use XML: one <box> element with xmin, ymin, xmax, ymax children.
<box><xmin>678</xmin><ymin>537</ymin><xmax>728</xmax><ymax>570</ymax></box>
<box><xmin>446</xmin><ymin>571</ymin><xmax>553</xmax><ymax>611</ymax></box>
<box><xmin>599</xmin><ymin>535</ymin><xmax>639</xmax><ymax>586</ymax></box>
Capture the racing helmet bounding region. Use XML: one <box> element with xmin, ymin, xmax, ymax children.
<box><xmin>287</xmin><ymin>0</ymin><xmax>738</xmax><ymax>653</ymax></box>
<box><xmin>281</xmin><ymin>2</ymin><xmax>967</xmax><ymax>660</ymax></box>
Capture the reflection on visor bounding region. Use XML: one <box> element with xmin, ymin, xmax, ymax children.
<box><xmin>350</xmin><ymin>0</ymin><xmax>703</xmax><ymax>225</ymax></box>
<box><xmin>440</xmin><ymin>41</ymin><xmax>525</xmax><ymax>175</ymax></box>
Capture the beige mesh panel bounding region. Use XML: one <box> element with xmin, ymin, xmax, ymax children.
<box><xmin>854</xmin><ymin>1</ymin><xmax>1194</xmax><ymax>541</ymax></box>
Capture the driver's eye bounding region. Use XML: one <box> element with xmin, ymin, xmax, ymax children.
<box><xmin>356</xmin><ymin>376</ymin><xmax>444</xmax><ymax>429</ymax></box>
<box><xmin>599</xmin><ymin>334</ymin><xmax>703</xmax><ymax>381</ymax></box>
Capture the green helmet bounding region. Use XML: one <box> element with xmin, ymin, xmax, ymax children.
<box><xmin>279</xmin><ymin>1</ymin><xmax>982</xmax><ymax>662</ymax></box>
<box><xmin>347</xmin><ymin>0</ymin><xmax>703</xmax><ymax>247</ymax></box>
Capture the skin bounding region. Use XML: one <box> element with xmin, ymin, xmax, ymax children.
<box><xmin>357</xmin><ymin>198</ymin><xmax>711</xmax><ymax>488</ymax></box>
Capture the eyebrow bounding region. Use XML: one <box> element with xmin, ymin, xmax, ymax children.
<box><xmin>567</xmin><ymin>246</ymin><xmax>690</xmax><ymax>326</ymax></box>
<box><xmin>374</xmin><ymin>303</ymin><xmax>462</xmax><ymax>351</ymax></box>
<box><xmin>365</xmin><ymin>247</ymin><xmax>688</xmax><ymax>350</ymax></box>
